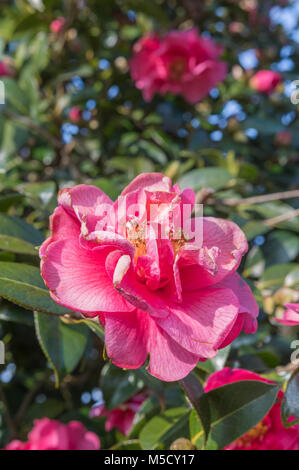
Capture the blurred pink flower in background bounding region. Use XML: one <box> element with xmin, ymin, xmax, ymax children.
<box><xmin>250</xmin><ymin>70</ymin><xmax>281</xmax><ymax>94</ymax></box>
<box><xmin>0</xmin><ymin>60</ymin><xmax>14</xmax><ymax>77</ymax></box>
<box><xmin>90</xmin><ymin>393</ymin><xmax>147</xmax><ymax>436</ymax></box>
<box><xmin>4</xmin><ymin>418</ymin><xmax>100</xmax><ymax>450</ymax></box>
<box><xmin>130</xmin><ymin>29</ymin><xmax>227</xmax><ymax>104</ymax></box>
<box><xmin>276</xmin><ymin>303</ymin><xmax>299</xmax><ymax>325</ymax></box>
<box><xmin>40</xmin><ymin>173</ymin><xmax>258</xmax><ymax>382</ymax></box>
<box><xmin>205</xmin><ymin>368</ymin><xmax>299</xmax><ymax>450</ymax></box>
<box><xmin>69</xmin><ymin>106</ymin><xmax>82</xmax><ymax>122</ymax></box>
<box><xmin>274</xmin><ymin>130</ymin><xmax>292</xmax><ymax>147</ymax></box>
<box><xmin>50</xmin><ymin>17</ymin><xmax>66</xmax><ymax>34</ymax></box>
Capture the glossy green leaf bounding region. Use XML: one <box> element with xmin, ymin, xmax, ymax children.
<box><xmin>139</xmin><ymin>407</ymin><xmax>190</xmax><ymax>450</ymax></box>
<box><xmin>0</xmin><ymin>262</ymin><xmax>74</xmax><ymax>315</ymax></box>
<box><xmin>101</xmin><ymin>363</ymin><xmax>144</xmax><ymax>411</ymax></box>
<box><xmin>0</xmin><ymin>301</ymin><xmax>34</xmax><ymax>326</ymax></box>
<box><xmin>282</xmin><ymin>368</ymin><xmax>299</xmax><ymax>427</ymax></box>
<box><xmin>0</xmin><ymin>213</ymin><xmax>44</xmax><ymax>245</ymax></box>
<box><xmin>197</xmin><ymin>380</ymin><xmax>280</xmax><ymax>449</ymax></box>
<box><xmin>34</xmin><ymin>312</ymin><xmax>89</xmax><ymax>386</ymax></box>
<box><xmin>0</xmin><ymin>234</ymin><xmax>37</xmax><ymax>255</ymax></box>
<box><xmin>179</xmin><ymin>167</ymin><xmax>233</xmax><ymax>191</ymax></box>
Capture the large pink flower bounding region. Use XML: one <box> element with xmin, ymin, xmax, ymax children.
<box><xmin>205</xmin><ymin>368</ymin><xmax>299</xmax><ymax>450</ymax></box>
<box><xmin>90</xmin><ymin>393</ymin><xmax>147</xmax><ymax>436</ymax></box>
<box><xmin>129</xmin><ymin>29</ymin><xmax>227</xmax><ymax>104</ymax></box>
<box><xmin>276</xmin><ymin>303</ymin><xmax>299</xmax><ymax>325</ymax></box>
<box><xmin>40</xmin><ymin>173</ymin><xmax>258</xmax><ymax>382</ymax></box>
<box><xmin>250</xmin><ymin>70</ymin><xmax>281</xmax><ymax>94</ymax></box>
<box><xmin>4</xmin><ymin>418</ymin><xmax>100</xmax><ymax>450</ymax></box>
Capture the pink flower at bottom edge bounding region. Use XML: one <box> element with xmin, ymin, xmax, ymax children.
<box><xmin>40</xmin><ymin>172</ymin><xmax>259</xmax><ymax>382</ymax></box>
<box><xmin>205</xmin><ymin>368</ymin><xmax>299</xmax><ymax>450</ymax></box>
<box><xmin>4</xmin><ymin>418</ymin><xmax>100</xmax><ymax>451</ymax></box>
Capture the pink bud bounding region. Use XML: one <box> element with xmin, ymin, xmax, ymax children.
<box><xmin>250</xmin><ymin>70</ymin><xmax>282</xmax><ymax>94</ymax></box>
<box><xmin>69</xmin><ymin>106</ymin><xmax>81</xmax><ymax>123</ymax></box>
<box><xmin>50</xmin><ymin>17</ymin><xmax>66</xmax><ymax>34</ymax></box>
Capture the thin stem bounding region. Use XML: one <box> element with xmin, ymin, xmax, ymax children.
<box><xmin>209</xmin><ymin>189</ymin><xmax>299</xmax><ymax>207</ymax></box>
<box><xmin>179</xmin><ymin>372</ymin><xmax>204</xmax><ymax>417</ymax></box>
<box><xmin>264</xmin><ymin>208</ymin><xmax>299</xmax><ymax>226</ymax></box>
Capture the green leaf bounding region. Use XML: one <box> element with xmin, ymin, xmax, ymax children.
<box><xmin>24</xmin><ymin>399</ymin><xmax>65</xmax><ymax>425</ymax></box>
<box><xmin>0</xmin><ymin>301</ymin><xmax>34</xmax><ymax>326</ymax></box>
<box><xmin>34</xmin><ymin>312</ymin><xmax>89</xmax><ymax>386</ymax></box>
<box><xmin>81</xmin><ymin>319</ymin><xmax>105</xmax><ymax>341</ymax></box>
<box><xmin>285</xmin><ymin>266</ymin><xmax>299</xmax><ymax>288</ymax></box>
<box><xmin>18</xmin><ymin>181</ymin><xmax>56</xmax><ymax>207</ymax></box>
<box><xmin>197</xmin><ymin>380</ymin><xmax>280</xmax><ymax>449</ymax></box>
<box><xmin>139</xmin><ymin>407</ymin><xmax>190</xmax><ymax>450</ymax></box>
<box><xmin>0</xmin><ymin>234</ymin><xmax>37</xmax><ymax>255</ymax></box>
<box><xmin>178</xmin><ymin>167</ymin><xmax>233</xmax><ymax>192</ymax></box>
<box><xmin>0</xmin><ymin>262</ymin><xmax>74</xmax><ymax>315</ymax></box>
<box><xmin>0</xmin><ymin>213</ymin><xmax>44</xmax><ymax>245</ymax></box>
<box><xmin>262</xmin><ymin>231</ymin><xmax>299</xmax><ymax>266</ymax></box>
<box><xmin>282</xmin><ymin>368</ymin><xmax>299</xmax><ymax>427</ymax></box>
<box><xmin>101</xmin><ymin>363</ymin><xmax>144</xmax><ymax>411</ymax></box>
<box><xmin>0</xmin><ymin>193</ymin><xmax>24</xmax><ymax>212</ymax></box>
<box><xmin>258</xmin><ymin>263</ymin><xmax>299</xmax><ymax>290</ymax></box>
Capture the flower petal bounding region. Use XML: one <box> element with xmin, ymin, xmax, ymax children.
<box><xmin>39</xmin><ymin>206</ymin><xmax>80</xmax><ymax>258</ymax></box>
<box><xmin>58</xmin><ymin>184</ymin><xmax>113</xmax><ymax>221</ymax></box>
<box><xmin>180</xmin><ymin>217</ymin><xmax>248</xmax><ymax>289</ymax></box>
<box><xmin>104</xmin><ymin>309</ymin><xmax>148</xmax><ymax>369</ymax></box>
<box><xmin>157</xmin><ymin>287</ymin><xmax>239</xmax><ymax>357</ymax></box>
<box><xmin>41</xmin><ymin>240</ymin><xmax>134</xmax><ymax>314</ymax></box>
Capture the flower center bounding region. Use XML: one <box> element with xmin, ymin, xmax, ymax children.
<box><xmin>234</xmin><ymin>420</ymin><xmax>268</xmax><ymax>448</ymax></box>
<box><xmin>169</xmin><ymin>57</ymin><xmax>187</xmax><ymax>81</ymax></box>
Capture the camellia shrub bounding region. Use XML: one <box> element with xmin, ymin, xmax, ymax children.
<box><xmin>0</xmin><ymin>0</ymin><xmax>298</xmax><ymax>451</ymax></box>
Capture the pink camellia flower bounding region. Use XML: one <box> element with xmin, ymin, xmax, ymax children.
<box><xmin>69</xmin><ymin>106</ymin><xmax>81</xmax><ymax>123</ymax></box>
<box><xmin>129</xmin><ymin>29</ymin><xmax>227</xmax><ymax>104</ymax></box>
<box><xmin>40</xmin><ymin>173</ymin><xmax>258</xmax><ymax>382</ymax></box>
<box><xmin>250</xmin><ymin>70</ymin><xmax>282</xmax><ymax>94</ymax></box>
<box><xmin>90</xmin><ymin>393</ymin><xmax>147</xmax><ymax>436</ymax></box>
<box><xmin>50</xmin><ymin>17</ymin><xmax>66</xmax><ymax>34</ymax></box>
<box><xmin>276</xmin><ymin>303</ymin><xmax>299</xmax><ymax>325</ymax></box>
<box><xmin>4</xmin><ymin>418</ymin><xmax>100</xmax><ymax>451</ymax></box>
<box><xmin>205</xmin><ymin>368</ymin><xmax>299</xmax><ymax>450</ymax></box>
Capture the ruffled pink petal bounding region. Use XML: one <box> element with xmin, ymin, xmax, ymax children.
<box><xmin>180</xmin><ymin>217</ymin><xmax>248</xmax><ymax>290</ymax></box>
<box><xmin>104</xmin><ymin>310</ymin><xmax>148</xmax><ymax>369</ymax></box>
<box><xmin>58</xmin><ymin>184</ymin><xmax>113</xmax><ymax>221</ymax></box>
<box><xmin>120</xmin><ymin>173</ymin><xmax>172</xmax><ymax>196</ymax></box>
<box><xmin>104</xmin><ymin>308</ymin><xmax>200</xmax><ymax>381</ymax></box>
<box><xmin>157</xmin><ymin>287</ymin><xmax>239</xmax><ymax>357</ymax></box>
<box><xmin>112</xmin><ymin>262</ymin><xmax>170</xmax><ymax>317</ymax></box>
<box><xmin>216</xmin><ymin>273</ymin><xmax>259</xmax><ymax>333</ymax></box>
<box><xmin>39</xmin><ymin>206</ymin><xmax>80</xmax><ymax>258</ymax></box>
<box><xmin>41</xmin><ymin>240</ymin><xmax>134</xmax><ymax>314</ymax></box>
<box><xmin>146</xmin><ymin>314</ymin><xmax>200</xmax><ymax>381</ymax></box>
